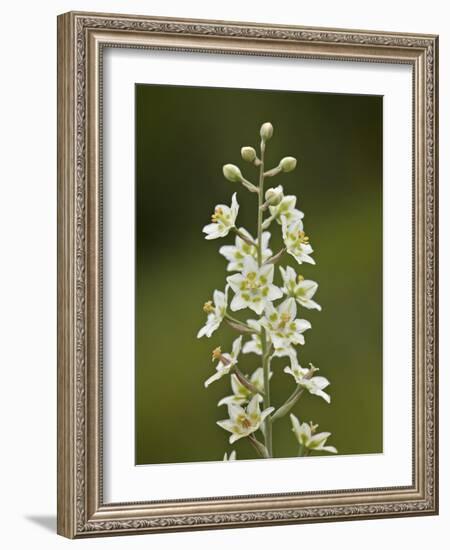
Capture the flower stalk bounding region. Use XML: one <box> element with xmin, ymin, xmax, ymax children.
<box><xmin>198</xmin><ymin>121</ymin><xmax>337</xmax><ymax>461</ymax></box>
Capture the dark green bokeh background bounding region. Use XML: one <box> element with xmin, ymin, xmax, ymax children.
<box><xmin>135</xmin><ymin>84</ymin><xmax>382</xmax><ymax>465</ymax></box>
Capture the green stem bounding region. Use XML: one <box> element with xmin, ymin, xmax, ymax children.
<box><xmin>256</xmin><ymin>140</ymin><xmax>273</xmax><ymax>457</ymax></box>
<box><xmin>263</xmin><ymin>247</ymin><xmax>286</xmax><ymax>266</ymax></box>
<box><xmin>249</xmin><ymin>434</ymin><xmax>270</xmax><ymax>458</ymax></box>
<box><xmin>261</xmin><ymin>332</ymin><xmax>272</xmax><ymax>457</ymax></box>
<box><xmin>257</xmin><ymin>142</ymin><xmax>265</xmax><ymax>266</ymax></box>
<box><xmin>297</xmin><ymin>444</ymin><xmax>307</xmax><ymax>457</ymax></box>
<box><xmin>224</xmin><ymin>313</ymin><xmax>257</xmax><ymax>333</ymax></box>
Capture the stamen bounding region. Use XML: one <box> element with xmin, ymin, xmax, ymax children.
<box><xmin>309</xmin><ymin>421</ymin><xmax>319</xmax><ymax>433</ymax></box>
<box><xmin>297</xmin><ymin>230</ymin><xmax>309</xmax><ymax>244</ymax></box>
<box><xmin>211</xmin><ymin>207</ymin><xmax>224</xmax><ymax>223</ymax></box>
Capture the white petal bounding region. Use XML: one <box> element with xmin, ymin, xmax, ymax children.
<box><xmin>228</xmin><ymin>403</ymin><xmax>245</xmax><ymax>423</ymax></box>
<box><xmin>295</xmin><ymin>319</ymin><xmax>312</xmax><ymax>333</ymax></box>
<box><xmin>213</xmin><ymin>289</ymin><xmax>226</xmax><ymax>310</ymax></box>
<box><xmin>321</xmin><ymin>445</ymin><xmax>338</xmax><ymax>454</ymax></box>
<box><xmin>311</xmin><ymin>376</ymin><xmax>330</xmax><ymax>390</ymax></box>
<box><xmin>298</xmin><ymin>280</ymin><xmax>318</xmax><ymax>299</ymax></box>
<box><xmin>204</xmin><ymin>370</ymin><xmax>225</xmax><ymax>387</ymax></box>
<box><xmin>266</xmin><ymin>284</ymin><xmax>283</xmax><ymax>301</ymax></box>
<box><xmin>226</xmin><ymin>273</ymin><xmax>244</xmax><ymax>293</ymax></box>
<box><xmin>197</xmin><ymin>325</ymin><xmax>208</xmax><ymax>339</ymax></box>
<box><xmin>247</xmin><ymin>318</ymin><xmax>262</xmax><ymax>330</ymax></box>
<box><xmin>263</xmin><ymin>301</ymin><xmax>277</xmax><ymax>321</ymax></box>
<box><xmin>290</xmin><ymin>413</ymin><xmax>302</xmax><ymax>440</ymax></box>
<box><xmin>202</xmin><ymin>223</ymin><xmax>221</xmax><ymax>239</ymax></box>
<box><xmin>278</xmin><ymin>297</ymin><xmax>297</xmax><ymax>319</ymax></box>
<box><xmin>229</xmin><ymin>432</ymin><xmax>246</xmax><ymax>444</ymax></box>
<box><xmin>218</xmin><ymin>395</ymin><xmax>247</xmax><ymax>407</ymax></box>
<box><xmin>242</xmin><ymin>255</ymin><xmax>259</xmax><ymax>275</ymax></box>
<box><xmin>216</xmin><ymin>419</ymin><xmax>235</xmax><ymax>433</ymax></box>
<box><xmin>248</xmin><ymin>299</ymin><xmax>265</xmax><ymax>315</ymax></box>
<box><xmin>230</xmin><ymin>192</ymin><xmax>239</xmax><ymax>222</ymax></box>
<box><xmin>230</xmin><ymin>293</ymin><xmax>249</xmax><ymax>312</ymax></box>
<box><xmin>219</xmin><ymin>245</ymin><xmax>237</xmax><ymax>262</ymax></box>
<box><xmin>242</xmin><ymin>337</ymin><xmax>262</xmax><ymax>355</ymax></box>
<box><xmin>259</xmin><ymin>263</ymin><xmax>274</xmax><ymax>284</ymax></box>
<box><xmin>300</xmin><ymin>253</ymin><xmax>316</xmax><ymax>265</ymax></box>
<box><xmin>231</xmin><ymin>335</ymin><xmax>243</xmax><ymax>358</ymax></box>
<box><xmin>230</xmin><ymin>373</ymin><xmax>246</xmax><ymax>397</ymax></box>
<box><xmin>261</xmin><ymin>231</ymin><xmax>271</xmax><ymax>251</ymax></box>
<box><xmin>260</xmin><ymin>406</ymin><xmax>275</xmax><ymax>423</ymax></box>
<box><xmin>250</xmin><ymin>367</ymin><xmax>264</xmax><ymax>387</ymax></box>
<box><xmin>299</xmin><ymin>298</ymin><xmax>322</xmax><ymax>311</ymax></box>
<box><xmin>246</xmin><ymin>394</ymin><xmax>261</xmax><ymax>417</ymax></box>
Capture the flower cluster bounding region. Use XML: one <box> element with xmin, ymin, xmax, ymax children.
<box><xmin>198</xmin><ymin>122</ymin><xmax>336</xmax><ymax>460</ymax></box>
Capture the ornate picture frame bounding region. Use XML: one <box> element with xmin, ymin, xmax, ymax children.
<box><xmin>57</xmin><ymin>11</ymin><xmax>438</xmax><ymax>538</ymax></box>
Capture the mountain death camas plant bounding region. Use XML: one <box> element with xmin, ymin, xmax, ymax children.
<box><xmin>198</xmin><ymin>122</ymin><xmax>337</xmax><ymax>460</ymax></box>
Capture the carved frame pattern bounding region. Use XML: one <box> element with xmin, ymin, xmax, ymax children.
<box><xmin>57</xmin><ymin>11</ymin><xmax>438</xmax><ymax>538</ymax></box>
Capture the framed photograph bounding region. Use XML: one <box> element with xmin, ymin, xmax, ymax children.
<box><xmin>57</xmin><ymin>11</ymin><xmax>439</xmax><ymax>538</ymax></box>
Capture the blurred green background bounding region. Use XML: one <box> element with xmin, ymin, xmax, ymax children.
<box><xmin>135</xmin><ymin>84</ymin><xmax>382</xmax><ymax>465</ymax></box>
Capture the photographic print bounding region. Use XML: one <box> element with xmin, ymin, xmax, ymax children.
<box><xmin>135</xmin><ymin>84</ymin><xmax>383</xmax><ymax>465</ymax></box>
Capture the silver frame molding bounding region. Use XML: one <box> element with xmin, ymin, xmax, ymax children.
<box><xmin>57</xmin><ymin>11</ymin><xmax>439</xmax><ymax>538</ymax></box>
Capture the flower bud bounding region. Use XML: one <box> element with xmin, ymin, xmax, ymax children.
<box><xmin>222</xmin><ymin>164</ymin><xmax>243</xmax><ymax>183</ymax></box>
<box><xmin>260</xmin><ymin>122</ymin><xmax>273</xmax><ymax>142</ymax></box>
<box><xmin>241</xmin><ymin>146</ymin><xmax>257</xmax><ymax>163</ymax></box>
<box><xmin>279</xmin><ymin>156</ymin><xmax>297</xmax><ymax>173</ymax></box>
<box><xmin>265</xmin><ymin>185</ymin><xmax>284</xmax><ymax>206</ymax></box>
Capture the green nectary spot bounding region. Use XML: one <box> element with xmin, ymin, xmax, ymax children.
<box><xmin>290</xmin><ymin>322</ymin><xmax>296</xmax><ymax>330</ymax></box>
<box><xmin>259</xmin><ymin>276</ymin><xmax>267</xmax><ymax>284</ymax></box>
<box><xmin>252</xmin><ymin>296</ymin><xmax>261</xmax><ymax>303</ymax></box>
<box><xmin>235</xmin><ymin>251</ymin><xmax>244</xmax><ymax>259</ymax></box>
<box><xmin>262</xmin><ymin>287</ymin><xmax>269</xmax><ymax>297</ymax></box>
<box><xmin>242</xmin><ymin>244</ymin><xmax>251</xmax><ymax>254</ymax></box>
<box><xmin>242</xmin><ymin>293</ymin><xmax>250</xmax><ymax>301</ymax></box>
<box><xmin>269</xmin><ymin>313</ymin><xmax>277</xmax><ymax>322</ymax></box>
<box><xmin>247</xmin><ymin>271</ymin><xmax>256</xmax><ymax>280</ymax></box>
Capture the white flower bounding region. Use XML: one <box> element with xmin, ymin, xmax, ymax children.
<box><xmin>284</xmin><ymin>356</ymin><xmax>331</xmax><ymax>404</ymax></box>
<box><xmin>217</xmin><ymin>395</ymin><xmax>274</xmax><ymax>443</ymax></box>
<box><xmin>218</xmin><ymin>368</ymin><xmax>269</xmax><ymax>406</ymax></box>
<box><xmin>202</xmin><ymin>192</ymin><xmax>239</xmax><ymax>240</ymax></box>
<box><xmin>219</xmin><ymin>228</ymin><xmax>272</xmax><ymax>272</ymax></box>
<box><xmin>282</xmin><ymin>350</ymin><xmax>309</xmax><ymax>379</ymax></box>
<box><xmin>280</xmin><ymin>266</ymin><xmax>321</xmax><ymax>310</ymax></box>
<box><xmin>227</xmin><ymin>256</ymin><xmax>283</xmax><ymax>315</ymax></box>
<box><xmin>204</xmin><ymin>336</ymin><xmax>242</xmax><ymax>387</ymax></box>
<box><xmin>269</xmin><ymin>194</ymin><xmax>304</xmax><ymax>226</ymax></box>
<box><xmin>197</xmin><ymin>287</ymin><xmax>228</xmax><ymax>338</ymax></box>
<box><xmin>290</xmin><ymin>414</ymin><xmax>337</xmax><ymax>454</ymax></box>
<box><xmin>261</xmin><ymin>297</ymin><xmax>311</xmax><ymax>356</ymax></box>
<box><xmin>223</xmin><ymin>450</ymin><xmax>237</xmax><ymax>461</ymax></box>
<box><xmin>282</xmin><ymin>218</ymin><xmax>315</xmax><ymax>265</ymax></box>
